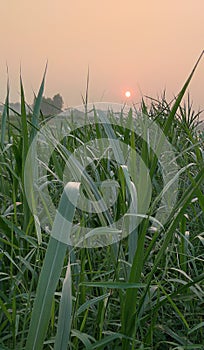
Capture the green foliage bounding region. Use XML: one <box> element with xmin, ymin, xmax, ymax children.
<box><xmin>0</xmin><ymin>55</ymin><xmax>204</xmax><ymax>349</ymax></box>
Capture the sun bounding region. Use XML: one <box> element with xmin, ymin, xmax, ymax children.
<box><xmin>125</xmin><ymin>91</ymin><xmax>131</xmax><ymax>98</ymax></box>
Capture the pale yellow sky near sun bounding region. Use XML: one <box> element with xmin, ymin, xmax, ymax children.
<box><xmin>0</xmin><ymin>0</ymin><xmax>203</xmax><ymax>117</ymax></box>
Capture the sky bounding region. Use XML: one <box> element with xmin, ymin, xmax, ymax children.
<box><xmin>0</xmin><ymin>0</ymin><xmax>203</xmax><ymax>117</ymax></box>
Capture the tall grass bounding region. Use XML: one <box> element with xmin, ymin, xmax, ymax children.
<box><xmin>0</xmin><ymin>54</ymin><xmax>204</xmax><ymax>349</ymax></box>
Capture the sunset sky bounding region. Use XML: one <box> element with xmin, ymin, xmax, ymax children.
<box><xmin>0</xmin><ymin>1</ymin><xmax>203</xmax><ymax>116</ymax></box>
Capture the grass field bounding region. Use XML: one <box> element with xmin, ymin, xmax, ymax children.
<box><xmin>0</xmin><ymin>56</ymin><xmax>204</xmax><ymax>350</ymax></box>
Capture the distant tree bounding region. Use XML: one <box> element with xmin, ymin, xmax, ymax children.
<box><xmin>34</xmin><ymin>93</ymin><xmax>64</xmax><ymax>116</ymax></box>
<box><xmin>53</xmin><ymin>94</ymin><xmax>63</xmax><ymax>111</ymax></box>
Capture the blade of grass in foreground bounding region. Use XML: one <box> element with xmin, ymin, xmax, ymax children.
<box><xmin>30</xmin><ymin>63</ymin><xmax>47</xmax><ymax>143</ymax></box>
<box><xmin>20</xmin><ymin>76</ymin><xmax>31</xmax><ymax>233</ymax></box>
<box><xmin>20</xmin><ymin>76</ymin><xmax>29</xmax><ymax>170</ymax></box>
<box><xmin>0</xmin><ymin>79</ymin><xmax>9</xmax><ymax>147</ymax></box>
<box><xmin>23</xmin><ymin>66</ymin><xmax>47</xmax><ymax>241</ymax></box>
<box><xmin>54</xmin><ymin>259</ymin><xmax>72</xmax><ymax>350</ymax></box>
<box><xmin>26</xmin><ymin>182</ymin><xmax>80</xmax><ymax>350</ymax></box>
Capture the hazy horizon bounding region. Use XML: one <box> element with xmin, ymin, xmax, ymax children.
<box><xmin>0</xmin><ymin>1</ymin><xmax>203</xmax><ymax>118</ymax></box>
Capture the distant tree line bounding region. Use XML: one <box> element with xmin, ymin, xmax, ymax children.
<box><xmin>37</xmin><ymin>93</ymin><xmax>64</xmax><ymax>116</ymax></box>
<box><xmin>0</xmin><ymin>93</ymin><xmax>64</xmax><ymax>116</ymax></box>
<box><xmin>0</xmin><ymin>102</ymin><xmax>28</xmax><ymax>115</ymax></box>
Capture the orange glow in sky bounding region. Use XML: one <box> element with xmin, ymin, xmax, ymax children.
<box><xmin>0</xmin><ymin>0</ymin><xmax>203</xmax><ymax>117</ymax></box>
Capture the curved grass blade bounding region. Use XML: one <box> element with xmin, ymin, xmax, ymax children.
<box><xmin>86</xmin><ymin>334</ymin><xmax>123</xmax><ymax>349</ymax></box>
<box><xmin>76</xmin><ymin>293</ymin><xmax>110</xmax><ymax>316</ymax></box>
<box><xmin>71</xmin><ymin>329</ymin><xmax>94</xmax><ymax>348</ymax></box>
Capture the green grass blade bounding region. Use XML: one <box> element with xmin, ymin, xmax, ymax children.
<box><xmin>26</xmin><ymin>182</ymin><xmax>80</xmax><ymax>350</ymax></box>
<box><xmin>150</xmin><ymin>51</ymin><xmax>203</xmax><ymax>178</ymax></box>
<box><xmin>138</xmin><ymin>166</ymin><xmax>204</xmax><ymax>315</ymax></box>
<box><xmin>122</xmin><ymin>166</ymin><xmax>203</xmax><ymax>342</ymax></box>
<box><xmin>20</xmin><ymin>75</ymin><xmax>29</xmax><ymax>166</ymax></box>
<box><xmin>163</xmin><ymin>51</ymin><xmax>203</xmax><ymax>135</ymax></box>
<box><xmin>86</xmin><ymin>334</ymin><xmax>123</xmax><ymax>349</ymax></box>
<box><xmin>20</xmin><ymin>76</ymin><xmax>31</xmax><ymax>231</ymax></box>
<box><xmin>188</xmin><ymin>322</ymin><xmax>204</xmax><ymax>335</ymax></box>
<box><xmin>71</xmin><ymin>329</ymin><xmax>93</xmax><ymax>348</ymax></box>
<box><xmin>81</xmin><ymin>282</ymin><xmax>146</xmax><ymax>289</ymax></box>
<box><xmin>121</xmin><ymin>219</ymin><xmax>149</xmax><ymax>340</ymax></box>
<box><xmin>54</xmin><ymin>259</ymin><xmax>72</xmax><ymax>350</ymax></box>
<box><xmin>30</xmin><ymin>63</ymin><xmax>47</xmax><ymax>142</ymax></box>
<box><xmin>159</xmin><ymin>284</ymin><xmax>189</xmax><ymax>329</ymax></box>
<box><xmin>0</xmin><ymin>82</ymin><xmax>9</xmax><ymax>147</ymax></box>
<box><xmin>76</xmin><ymin>293</ymin><xmax>110</xmax><ymax>316</ymax></box>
